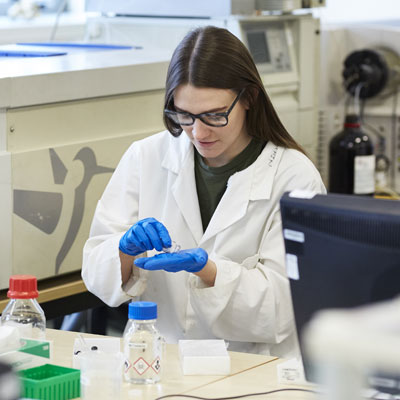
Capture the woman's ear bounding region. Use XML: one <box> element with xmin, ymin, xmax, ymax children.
<box><xmin>242</xmin><ymin>86</ymin><xmax>259</xmax><ymax>110</ymax></box>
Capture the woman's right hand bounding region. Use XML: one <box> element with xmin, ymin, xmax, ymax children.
<box><xmin>119</xmin><ymin>217</ymin><xmax>172</xmax><ymax>256</ymax></box>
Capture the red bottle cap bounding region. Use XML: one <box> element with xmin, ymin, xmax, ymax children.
<box><xmin>344</xmin><ymin>114</ymin><xmax>361</xmax><ymax>129</ymax></box>
<box><xmin>7</xmin><ymin>275</ymin><xmax>39</xmax><ymax>299</ymax></box>
<box><xmin>344</xmin><ymin>122</ymin><xmax>360</xmax><ymax>129</ymax></box>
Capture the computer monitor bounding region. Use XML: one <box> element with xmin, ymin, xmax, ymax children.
<box><xmin>280</xmin><ymin>191</ymin><xmax>400</xmax><ymax>382</ymax></box>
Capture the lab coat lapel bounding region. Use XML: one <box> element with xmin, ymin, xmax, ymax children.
<box><xmin>200</xmin><ymin>171</ymin><xmax>251</xmax><ymax>244</ymax></box>
<box><xmin>200</xmin><ymin>141</ymin><xmax>284</xmax><ymax>245</ymax></box>
<box><xmin>163</xmin><ymin>138</ymin><xmax>203</xmax><ymax>244</ymax></box>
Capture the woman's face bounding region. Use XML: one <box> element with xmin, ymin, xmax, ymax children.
<box><xmin>173</xmin><ymin>84</ymin><xmax>251</xmax><ymax>167</ymax></box>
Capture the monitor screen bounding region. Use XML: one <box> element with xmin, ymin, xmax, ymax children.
<box><xmin>280</xmin><ymin>191</ymin><xmax>400</xmax><ymax>381</ymax></box>
<box><xmin>246</xmin><ymin>30</ymin><xmax>271</xmax><ymax>65</ymax></box>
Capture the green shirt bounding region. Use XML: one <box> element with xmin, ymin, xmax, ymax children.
<box><xmin>195</xmin><ymin>139</ymin><xmax>266</xmax><ymax>232</ymax></box>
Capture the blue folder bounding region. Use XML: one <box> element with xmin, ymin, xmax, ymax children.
<box><xmin>0</xmin><ymin>50</ymin><xmax>67</xmax><ymax>57</ymax></box>
<box><xmin>18</xmin><ymin>43</ymin><xmax>140</xmax><ymax>50</ymax></box>
<box><xmin>0</xmin><ymin>42</ymin><xmax>140</xmax><ymax>58</ymax></box>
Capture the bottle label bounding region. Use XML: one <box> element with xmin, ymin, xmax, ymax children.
<box><xmin>129</xmin><ymin>342</ymin><xmax>147</xmax><ymax>350</ymax></box>
<box><xmin>375</xmin><ymin>171</ymin><xmax>387</xmax><ymax>188</ymax></box>
<box><xmin>124</xmin><ymin>334</ymin><xmax>163</xmax><ymax>383</ymax></box>
<box><xmin>354</xmin><ymin>155</ymin><xmax>375</xmax><ymax>194</ymax></box>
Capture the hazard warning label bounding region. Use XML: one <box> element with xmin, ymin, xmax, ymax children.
<box><xmin>133</xmin><ymin>357</ymin><xmax>150</xmax><ymax>375</ymax></box>
<box><xmin>151</xmin><ymin>357</ymin><xmax>161</xmax><ymax>374</ymax></box>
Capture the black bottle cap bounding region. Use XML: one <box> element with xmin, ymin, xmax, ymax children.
<box><xmin>344</xmin><ymin>114</ymin><xmax>361</xmax><ymax>128</ymax></box>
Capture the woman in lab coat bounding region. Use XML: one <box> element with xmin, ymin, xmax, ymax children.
<box><xmin>82</xmin><ymin>26</ymin><xmax>326</xmax><ymax>357</ymax></box>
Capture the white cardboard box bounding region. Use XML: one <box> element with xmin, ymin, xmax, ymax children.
<box><xmin>179</xmin><ymin>339</ymin><xmax>230</xmax><ymax>376</ymax></box>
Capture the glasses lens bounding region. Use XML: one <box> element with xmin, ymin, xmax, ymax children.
<box><xmin>201</xmin><ymin>114</ymin><xmax>228</xmax><ymax>127</ymax></box>
<box><xmin>167</xmin><ymin>111</ymin><xmax>194</xmax><ymax>126</ymax></box>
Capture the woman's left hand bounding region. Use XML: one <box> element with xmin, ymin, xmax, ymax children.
<box><xmin>134</xmin><ymin>248</ymin><xmax>208</xmax><ymax>273</ymax></box>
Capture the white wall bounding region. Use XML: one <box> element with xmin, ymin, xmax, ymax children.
<box><xmin>317</xmin><ymin>0</ymin><xmax>400</xmax><ymax>24</ymax></box>
<box><xmin>0</xmin><ymin>13</ymin><xmax>86</xmax><ymax>44</ymax></box>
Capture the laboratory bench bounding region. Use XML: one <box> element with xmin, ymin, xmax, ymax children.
<box><xmin>44</xmin><ymin>328</ymin><xmax>317</xmax><ymax>400</ymax></box>
<box><xmin>0</xmin><ymin>45</ymin><xmax>171</xmax><ymax>295</ymax></box>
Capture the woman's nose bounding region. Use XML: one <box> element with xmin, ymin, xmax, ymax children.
<box><xmin>192</xmin><ymin>118</ymin><xmax>210</xmax><ymax>139</ymax></box>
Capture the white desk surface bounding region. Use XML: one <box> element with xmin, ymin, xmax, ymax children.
<box><xmin>0</xmin><ymin>47</ymin><xmax>170</xmax><ymax>108</ymax></box>
<box><xmin>187</xmin><ymin>357</ymin><xmax>317</xmax><ymax>399</ymax></box>
<box><xmin>45</xmin><ymin>328</ymin><xmax>317</xmax><ymax>400</ymax></box>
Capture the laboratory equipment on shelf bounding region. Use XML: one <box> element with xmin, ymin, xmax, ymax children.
<box><xmin>341</xmin><ymin>46</ymin><xmax>400</xmax><ymax>196</ymax></box>
<box><xmin>1</xmin><ymin>275</ymin><xmax>46</xmax><ymax>340</ymax></box>
<box><xmin>85</xmin><ymin>0</ymin><xmax>326</xmax><ymax>17</ymax></box>
<box><xmin>329</xmin><ymin>114</ymin><xmax>375</xmax><ymax>195</ymax></box>
<box><xmin>318</xmin><ymin>21</ymin><xmax>400</xmax><ymax>194</ymax></box>
<box><xmin>342</xmin><ymin>47</ymin><xmax>400</xmax><ymax>100</ymax></box>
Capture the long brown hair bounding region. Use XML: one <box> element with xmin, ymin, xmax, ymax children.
<box><xmin>163</xmin><ymin>26</ymin><xmax>305</xmax><ymax>153</ymax></box>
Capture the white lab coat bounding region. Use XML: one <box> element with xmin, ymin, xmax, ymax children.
<box><xmin>82</xmin><ymin>130</ymin><xmax>326</xmax><ymax>357</ymax></box>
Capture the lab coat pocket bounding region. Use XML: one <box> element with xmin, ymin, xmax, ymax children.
<box><xmin>241</xmin><ymin>254</ymin><xmax>260</xmax><ymax>270</ymax></box>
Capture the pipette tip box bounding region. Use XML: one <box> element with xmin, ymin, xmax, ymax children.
<box><xmin>18</xmin><ymin>363</ymin><xmax>80</xmax><ymax>400</ymax></box>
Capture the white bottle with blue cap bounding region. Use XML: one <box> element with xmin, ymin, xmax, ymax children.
<box><xmin>123</xmin><ymin>301</ymin><xmax>165</xmax><ymax>384</ymax></box>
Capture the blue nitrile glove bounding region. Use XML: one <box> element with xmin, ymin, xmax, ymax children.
<box><xmin>119</xmin><ymin>217</ymin><xmax>172</xmax><ymax>256</ymax></box>
<box><xmin>134</xmin><ymin>248</ymin><xmax>208</xmax><ymax>273</ymax></box>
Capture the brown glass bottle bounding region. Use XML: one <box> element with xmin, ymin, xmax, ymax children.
<box><xmin>329</xmin><ymin>114</ymin><xmax>375</xmax><ymax>195</ymax></box>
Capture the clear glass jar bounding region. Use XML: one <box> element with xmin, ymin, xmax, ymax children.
<box><xmin>0</xmin><ymin>275</ymin><xmax>46</xmax><ymax>340</ymax></box>
<box><xmin>123</xmin><ymin>301</ymin><xmax>164</xmax><ymax>384</ymax></box>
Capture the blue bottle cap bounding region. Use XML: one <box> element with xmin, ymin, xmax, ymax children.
<box><xmin>128</xmin><ymin>301</ymin><xmax>157</xmax><ymax>320</ymax></box>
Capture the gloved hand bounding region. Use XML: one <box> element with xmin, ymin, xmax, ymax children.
<box><xmin>119</xmin><ymin>217</ymin><xmax>171</xmax><ymax>256</ymax></box>
<box><xmin>134</xmin><ymin>248</ymin><xmax>208</xmax><ymax>273</ymax></box>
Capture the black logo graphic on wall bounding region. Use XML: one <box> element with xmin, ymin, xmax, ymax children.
<box><xmin>13</xmin><ymin>147</ymin><xmax>114</xmax><ymax>274</ymax></box>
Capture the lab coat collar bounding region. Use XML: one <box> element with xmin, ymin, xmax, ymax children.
<box><xmin>249</xmin><ymin>141</ymin><xmax>284</xmax><ymax>201</ymax></box>
<box><xmin>161</xmin><ymin>133</ymin><xmax>192</xmax><ymax>174</ymax></box>
<box><xmin>200</xmin><ymin>141</ymin><xmax>284</xmax><ymax>244</ymax></box>
<box><xmin>161</xmin><ymin>135</ymin><xmax>284</xmax><ymax>245</ymax></box>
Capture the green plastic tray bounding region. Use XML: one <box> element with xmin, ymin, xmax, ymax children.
<box><xmin>19</xmin><ymin>363</ymin><xmax>80</xmax><ymax>400</ymax></box>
